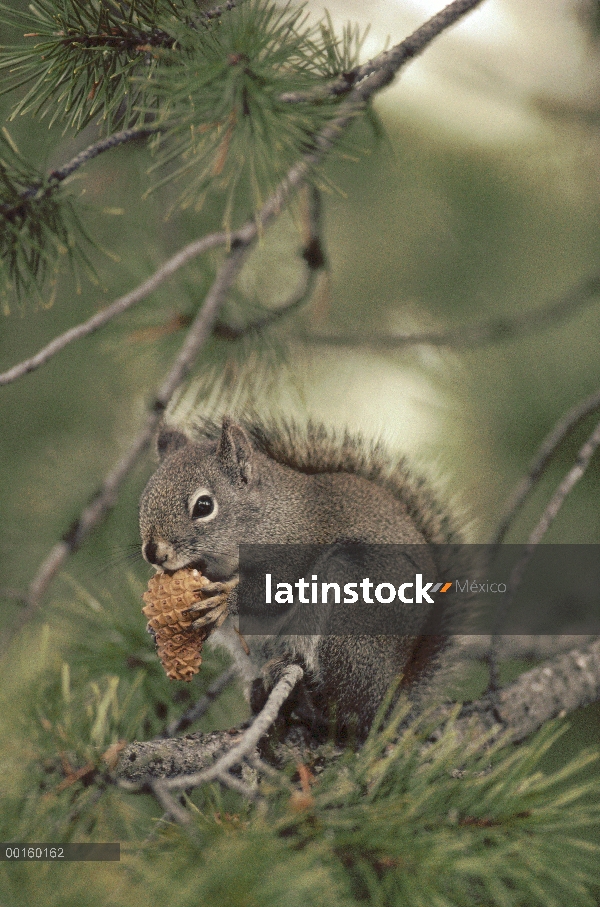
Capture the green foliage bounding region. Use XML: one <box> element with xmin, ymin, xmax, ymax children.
<box><xmin>315</xmin><ymin>12</ymin><xmax>369</xmax><ymax>77</ymax></box>
<box><xmin>0</xmin><ymin>0</ymin><xmax>367</xmax><ymax>303</ymax></box>
<box><xmin>0</xmin><ymin>128</ymin><xmax>93</xmax><ymax>308</ymax></box>
<box><xmin>52</xmin><ymin>571</ymin><xmax>241</xmax><ymax>735</ymax></box>
<box><xmin>144</xmin><ymin>0</ymin><xmax>367</xmax><ymax>222</ymax></box>
<box><xmin>0</xmin><ymin>0</ymin><xmax>179</xmax><ymax>131</ymax></box>
<box><xmin>139</xmin><ymin>711</ymin><xmax>600</xmax><ymax>907</ymax></box>
<box><xmin>1</xmin><ymin>583</ymin><xmax>599</xmax><ymax>907</ymax></box>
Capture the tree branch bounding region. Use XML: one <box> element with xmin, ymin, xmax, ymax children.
<box><xmin>281</xmin><ymin>0</ymin><xmax>487</xmax><ymax>103</ymax></box>
<box><xmin>46</xmin><ymin>127</ymin><xmax>158</xmax><ymax>185</ymax></box>
<box><xmin>15</xmin><ymin>243</ymin><xmax>249</xmax><ymax>623</ymax></box>
<box><xmin>492</xmin><ymin>385</ymin><xmax>600</xmax><ymax>547</ymax></box>
<box><xmin>458</xmin><ymin>637</ymin><xmax>600</xmax><ymax>742</ymax></box>
<box><xmin>12</xmin><ymin>0</ymin><xmax>490</xmax><ymax>619</ymax></box>
<box><xmin>118</xmin><ymin>665</ymin><xmax>304</xmax><ymax>787</ymax></box>
<box><xmin>487</xmin><ymin>417</ymin><xmax>600</xmax><ymax>691</ymax></box>
<box><xmin>116</xmin><ymin>640</ymin><xmax>600</xmax><ymax>785</ymax></box>
<box><xmin>302</xmin><ymin>271</ymin><xmax>600</xmax><ymax>352</ymax></box>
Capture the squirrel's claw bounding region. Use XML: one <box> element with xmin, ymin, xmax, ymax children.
<box><xmin>199</xmin><ymin>578</ymin><xmax>239</xmax><ymax>596</ymax></box>
<box><xmin>184</xmin><ymin>576</ymin><xmax>238</xmax><ymax>622</ymax></box>
<box><xmin>185</xmin><ymin>591</ymin><xmax>227</xmax><ymax>615</ymax></box>
<box><xmin>190</xmin><ymin>597</ymin><xmax>229</xmax><ymax>631</ymax></box>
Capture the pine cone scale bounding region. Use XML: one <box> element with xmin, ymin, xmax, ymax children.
<box><xmin>141</xmin><ymin>568</ymin><xmax>222</xmax><ymax>681</ymax></box>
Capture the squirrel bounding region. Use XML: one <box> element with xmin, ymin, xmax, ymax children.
<box><xmin>139</xmin><ymin>415</ymin><xmax>464</xmax><ymax>738</ymax></box>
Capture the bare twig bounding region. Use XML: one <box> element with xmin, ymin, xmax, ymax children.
<box><xmin>47</xmin><ymin>127</ymin><xmax>158</xmax><ymax>185</ymax></box>
<box><xmin>1</xmin><ymin>187</ymin><xmax>325</xmax><ymax>383</ymax></box>
<box><xmin>0</xmin><ymin>229</ymin><xmax>229</xmax><ymax>387</ymax></box>
<box><xmin>1</xmin><ymin>0</ymin><xmax>484</xmax><ymax>388</ymax></box>
<box><xmin>520</xmin><ymin>416</ymin><xmax>600</xmax><ymax>548</ymax></box>
<box><xmin>492</xmin><ymin>385</ymin><xmax>600</xmax><ymax>547</ymax></box>
<box><xmin>214</xmin><ymin>255</ymin><xmax>320</xmax><ymax>339</ymax></box>
<box><xmin>16</xmin><ymin>0</ymin><xmax>489</xmax><ymax>618</ymax></box>
<box><xmin>281</xmin><ymin>0</ymin><xmax>487</xmax><ymax>103</ymax></box>
<box><xmin>150</xmin><ymin>780</ymin><xmax>191</xmax><ymax>826</ymax></box>
<box><xmin>215</xmin><ymin>186</ymin><xmax>326</xmax><ymax>340</ymax></box>
<box><xmin>162</xmin><ymin>664</ymin><xmax>303</xmax><ymax>792</ymax></box>
<box><xmin>16</xmin><ymin>244</ymin><xmax>249</xmax><ymax>621</ymax></box>
<box><xmin>302</xmin><ymin>271</ymin><xmax>600</xmax><ymax>352</ymax></box>
<box><xmin>164</xmin><ymin>665</ymin><xmax>237</xmax><ymax>737</ymax></box>
<box><xmin>487</xmin><ymin>418</ymin><xmax>600</xmax><ymax>691</ymax></box>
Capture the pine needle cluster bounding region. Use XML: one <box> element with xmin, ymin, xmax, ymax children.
<box><xmin>2</xmin><ymin>575</ymin><xmax>599</xmax><ymax>907</ymax></box>
<box><xmin>0</xmin><ymin>0</ymin><xmax>179</xmax><ymax>131</ymax></box>
<box><xmin>0</xmin><ymin>129</ymin><xmax>92</xmax><ymax>306</ymax></box>
<box><xmin>0</xmin><ymin>0</ymin><xmax>366</xmax><ymax>304</ymax></box>
<box><xmin>142</xmin><ymin>1</ymin><xmax>367</xmax><ymax>220</ymax></box>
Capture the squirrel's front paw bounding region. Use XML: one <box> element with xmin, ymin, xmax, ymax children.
<box><xmin>184</xmin><ymin>577</ymin><xmax>238</xmax><ymax>631</ymax></box>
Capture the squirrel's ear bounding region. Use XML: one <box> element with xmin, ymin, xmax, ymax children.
<box><xmin>217</xmin><ymin>417</ymin><xmax>254</xmax><ymax>485</ymax></box>
<box><xmin>157</xmin><ymin>426</ymin><xmax>189</xmax><ymax>460</ymax></box>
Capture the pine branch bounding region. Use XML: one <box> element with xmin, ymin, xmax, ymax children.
<box><xmin>0</xmin><ymin>0</ymin><xmax>181</xmax><ymax>131</ymax></box>
<box><xmin>0</xmin><ymin>0</ymin><xmax>484</xmax><ymax>303</ymax></box>
<box><xmin>115</xmin><ymin>638</ymin><xmax>600</xmax><ymax>785</ymax></box>
<box><xmin>0</xmin><ymin>126</ymin><xmax>159</xmax><ymax>304</ymax></box>
<box><xmin>0</xmin><ymin>129</ymin><xmax>96</xmax><ymax>303</ymax></box>
<box><xmin>142</xmin><ymin>0</ymin><xmax>487</xmax><ymax>217</ymax></box>
<box><xmin>9</xmin><ymin>0</ymin><xmax>490</xmax><ymax>621</ymax></box>
<box><xmin>282</xmin><ymin>0</ymin><xmax>486</xmax><ymax>103</ymax></box>
<box><xmin>119</xmin><ymin>664</ymin><xmax>304</xmax><ymax>789</ymax></box>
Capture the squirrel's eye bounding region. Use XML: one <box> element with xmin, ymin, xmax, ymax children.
<box><xmin>191</xmin><ymin>494</ymin><xmax>215</xmax><ymax>520</ymax></box>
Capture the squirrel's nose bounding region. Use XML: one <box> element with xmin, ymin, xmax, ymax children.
<box><xmin>143</xmin><ymin>540</ymin><xmax>166</xmax><ymax>567</ymax></box>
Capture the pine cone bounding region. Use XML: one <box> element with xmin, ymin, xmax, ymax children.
<box><xmin>142</xmin><ymin>568</ymin><xmax>213</xmax><ymax>681</ymax></box>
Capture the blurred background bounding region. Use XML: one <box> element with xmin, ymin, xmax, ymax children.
<box><xmin>2</xmin><ymin>0</ymin><xmax>600</xmax><ymax>597</ymax></box>
<box><xmin>1</xmin><ymin>0</ymin><xmax>599</xmax><ymax>766</ymax></box>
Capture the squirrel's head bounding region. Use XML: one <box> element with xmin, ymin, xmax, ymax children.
<box><xmin>139</xmin><ymin>417</ymin><xmax>262</xmax><ymax>580</ymax></box>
